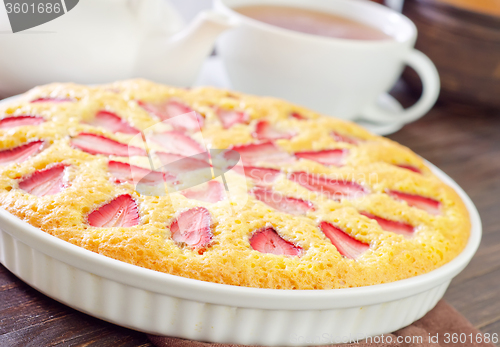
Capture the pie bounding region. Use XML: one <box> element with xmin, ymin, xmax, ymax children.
<box><xmin>0</xmin><ymin>80</ymin><xmax>470</xmax><ymax>289</ymax></box>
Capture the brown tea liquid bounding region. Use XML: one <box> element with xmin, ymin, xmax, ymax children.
<box><xmin>235</xmin><ymin>5</ymin><xmax>392</xmax><ymax>41</ymax></box>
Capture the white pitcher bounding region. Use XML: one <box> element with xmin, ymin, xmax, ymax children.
<box><xmin>0</xmin><ymin>0</ymin><xmax>235</xmax><ymax>96</ymax></box>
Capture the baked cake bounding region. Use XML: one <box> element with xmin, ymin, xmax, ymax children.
<box><xmin>0</xmin><ymin>80</ymin><xmax>470</xmax><ymax>289</ymax></box>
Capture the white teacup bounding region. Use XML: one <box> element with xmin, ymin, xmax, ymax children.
<box><xmin>214</xmin><ymin>0</ymin><xmax>440</xmax><ymax>124</ymax></box>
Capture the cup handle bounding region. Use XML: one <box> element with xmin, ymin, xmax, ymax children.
<box><xmin>360</xmin><ymin>49</ymin><xmax>440</xmax><ymax>124</ymax></box>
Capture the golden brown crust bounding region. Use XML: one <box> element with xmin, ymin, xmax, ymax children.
<box><xmin>0</xmin><ymin>80</ymin><xmax>470</xmax><ymax>289</ymax></box>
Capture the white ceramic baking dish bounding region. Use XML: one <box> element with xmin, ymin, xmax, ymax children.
<box><xmin>0</xmin><ymin>158</ymin><xmax>481</xmax><ymax>346</ymax></box>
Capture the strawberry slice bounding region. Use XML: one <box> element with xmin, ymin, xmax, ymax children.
<box><xmin>168</xmin><ymin>112</ymin><xmax>204</xmax><ymax>132</ymax></box>
<box><xmin>139</xmin><ymin>100</ymin><xmax>191</xmax><ymax>120</ymax></box>
<box><xmin>387</xmin><ymin>190</ymin><xmax>441</xmax><ymax>215</ymax></box>
<box><xmin>156</xmin><ymin>152</ymin><xmax>212</xmax><ymax>189</ymax></box>
<box><xmin>331</xmin><ymin>131</ymin><xmax>359</xmax><ymax>145</ymax></box>
<box><xmin>138</xmin><ymin>100</ymin><xmax>203</xmax><ymax>132</ymax></box>
<box><xmin>251</xmin><ymin>186</ymin><xmax>314</xmax><ymax>215</ymax></box>
<box><xmin>289</xmin><ymin>172</ymin><xmax>368</xmax><ymax>200</ymax></box>
<box><xmin>0</xmin><ymin>140</ymin><xmax>45</xmax><ymax>166</ymax></box>
<box><xmin>233</xmin><ymin>165</ymin><xmax>281</xmax><ymax>184</ymax></box>
<box><xmin>87</xmin><ymin>194</ymin><xmax>140</xmax><ymax>228</ymax></box>
<box><xmin>319</xmin><ymin>222</ymin><xmax>369</xmax><ymax>259</ymax></box>
<box><xmin>170</xmin><ymin>207</ymin><xmax>213</xmax><ymax>250</ymax></box>
<box><xmin>181</xmin><ymin>181</ymin><xmax>225</xmax><ymax>203</ymax></box>
<box><xmin>230</xmin><ymin>142</ymin><xmax>294</xmax><ymax>166</ymax></box>
<box><xmin>295</xmin><ymin>149</ymin><xmax>347</xmax><ymax>167</ymax></box>
<box><xmin>150</xmin><ymin>131</ymin><xmax>204</xmax><ymax>157</ymax></box>
<box><xmin>252</xmin><ymin>120</ymin><xmax>295</xmax><ymax>141</ymax></box>
<box><xmin>87</xmin><ymin>110</ymin><xmax>140</xmax><ymax>135</ymax></box>
<box><xmin>249</xmin><ymin>227</ymin><xmax>303</xmax><ymax>256</ymax></box>
<box><xmin>31</xmin><ymin>97</ymin><xmax>74</xmax><ymax>103</ymax></box>
<box><xmin>156</xmin><ymin>152</ymin><xmax>210</xmax><ymax>174</ymax></box>
<box><xmin>108</xmin><ymin>160</ymin><xmax>175</xmax><ymax>185</ymax></box>
<box><xmin>0</xmin><ymin>115</ymin><xmax>44</xmax><ymax>129</ymax></box>
<box><xmin>360</xmin><ymin>212</ymin><xmax>414</xmax><ymax>237</ymax></box>
<box><xmin>396</xmin><ymin>164</ymin><xmax>422</xmax><ymax>174</ymax></box>
<box><xmin>216</xmin><ymin>108</ymin><xmax>249</xmax><ymax>129</ymax></box>
<box><xmin>290</xmin><ymin>112</ymin><xmax>307</xmax><ymax>120</ymax></box>
<box><xmin>71</xmin><ymin>133</ymin><xmax>146</xmax><ymax>157</ymax></box>
<box><xmin>210</xmin><ymin>148</ymin><xmax>240</xmax><ymax>173</ymax></box>
<box><xmin>18</xmin><ymin>163</ymin><xmax>69</xmax><ymax>196</ymax></box>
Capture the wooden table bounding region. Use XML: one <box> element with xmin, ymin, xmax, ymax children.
<box><xmin>1</xmin><ymin>83</ymin><xmax>499</xmax><ymax>346</ymax></box>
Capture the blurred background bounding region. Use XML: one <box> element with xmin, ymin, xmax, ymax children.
<box><xmin>172</xmin><ymin>0</ymin><xmax>500</xmax><ymax>110</ymax></box>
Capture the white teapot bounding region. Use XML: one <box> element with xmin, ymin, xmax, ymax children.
<box><xmin>0</xmin><ymin>0</ymin><xmax>235</xmax><ymax>96</ymax></box>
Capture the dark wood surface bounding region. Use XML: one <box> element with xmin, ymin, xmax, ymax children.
<box><xmin>1</xmin><ymin>83</ymin><xmax>499</xmax><ymax>346</ymax></box>
<box><xmin>402</xmin><ymin>0</ymin><xmax>500</xmax><ymax>109</ymax></box>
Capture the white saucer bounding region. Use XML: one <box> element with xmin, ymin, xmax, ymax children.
<box><xmin>356</xmin><ymin>94</ymin><xmax>405</xmax><ymax>135</ymax></box>
<box><xmin>195</xmin><ymin>56</ymin><xmax>405</xmax><ymax>136</ymax></box>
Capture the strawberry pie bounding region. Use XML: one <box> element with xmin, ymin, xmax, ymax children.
<box><xmin>0</xmin><ymin>80</ymin><xmax>470</xmax><ymax>289</ymax></box>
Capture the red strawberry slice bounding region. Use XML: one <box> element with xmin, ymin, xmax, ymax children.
<box><xmin>295</xmin><ymin>149</ymin><xmax>347</xmax><ymax>167</ymax></box>
<box><xmin>230</xmin><ymin>142</ymin><xmax>294</xmax><ymax>166</ymax></box>
<box><xmin>168</xmin><ymin>112</ymin><xmax>204</xmax><ymax>132</ymax></box>
<box><xmin>396</xmin><ymin>164</ymin><xmax>422</xmax><ymax>174</ymax></box>
<box><xmin>162</xmin><ymin>100</ymin><xmax>193</xmax><ymax>119</ymax></box>
<box><xmin>71</xmin><ymin>133</ymin><xmax>146</xmax><ymax>157</ymax></box>
<box><xmin>31</xmin><ymin>97</ymin><xmax>74</xmax><ymax>103</ymax></box>
<box><xmin>18</xmin><ymin>163</ymin><xmax>69</xmax><ymax>196</ymax></box>
<box><xmin>139</xmin><ymin>100</ymin><xmax>191</xmax><ymax>120</ymax></box>
<box><xmin>251</xmin><ymin>186</ymin><xmax>314</xmax><ymax>215</ymax></box>
<box><xmin>0</xmin><ymin>140</ymin><xmax>46</xmax><ymax>166</ymax></box>
<box><xmin>210</xmin><ymin>148</ymin><xmax>240</xmax><ymax>173</ymax></box>
<box><xmin>249</xmin><ymin>227</ymin><xmax>303</xmax><ymax>256</ymax></box>
<box><xmin>252</xmin><ymin>120</ymin><xmax>295</xmax><ymax>141</ymax></box>
<box><xmin>149</xmin><ymin>131</ymin><xmax>204</xmax><ymax>157</ymax></box>
<box><xmin>387</xmin><ymin>190</ymin><xmax>441</xmax><ymax>215</ymax></box>
<box><xmin>360</xmin><ymin>212</ymin><xmax>414</xmax><ymax>237</ymax></box>
<box><xmin>331</xmin><ymin>131</ymin><xmax>359</xmax><ymax>145</ymax></box>
<box><xmin>319</xmin><ymin>222</ymin><xmax>369</xmax><ymax>259</ymax></box>
<box><xmin>138</xmin><ymin>100</ymin><xmax>203</xmax><ymax>132</ymax></box>
<box><xmin>170</xmin><ymin>207</ymin><xmax>213</xmax><ymax>250</ymax></box>
<box><xmin>88</xmin><ymin>194</ymin><xmax>140</xmax><ymax>228</ymax></box>
<box><xmin>181</xmin><ymin>181</ymin><xmax>225</xmax><ymax>203</ymax></box>
<box><xmin>87</xmin><ymin>111</ymin><xmax>140</xmax><ymax>135</ymax></box>
<box><xmin>216</xmin><ymin>108</ymin><xmax>249</xmax><ymax>129</ymax></box>
<box><xmin>156</xmin><ymin>152</ymin><xmax>210</xmax><ymax>174</ymax></box>
<box><xmin>289</xmin><ymin>172</ymin><xmax>368</xmax><ymax>200</ymax></box>
<box><xmin>0</xmin><ymin>115</ymin><xmax>44</xmax><ymax>129</ymax></box>
<box><xmin>108</xmin><ymin>160</ymin><xmax>176</xmax><ymax>185</ymax></box>
<box><xmin>290</xmin><ymin>112</ymin><xmax>307</xmax><ymax>120</ymax></box>
<box><xmin>233</xmin><ymin>165</ymin><xmax>281</xmax><ymax>184</ymax></box>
